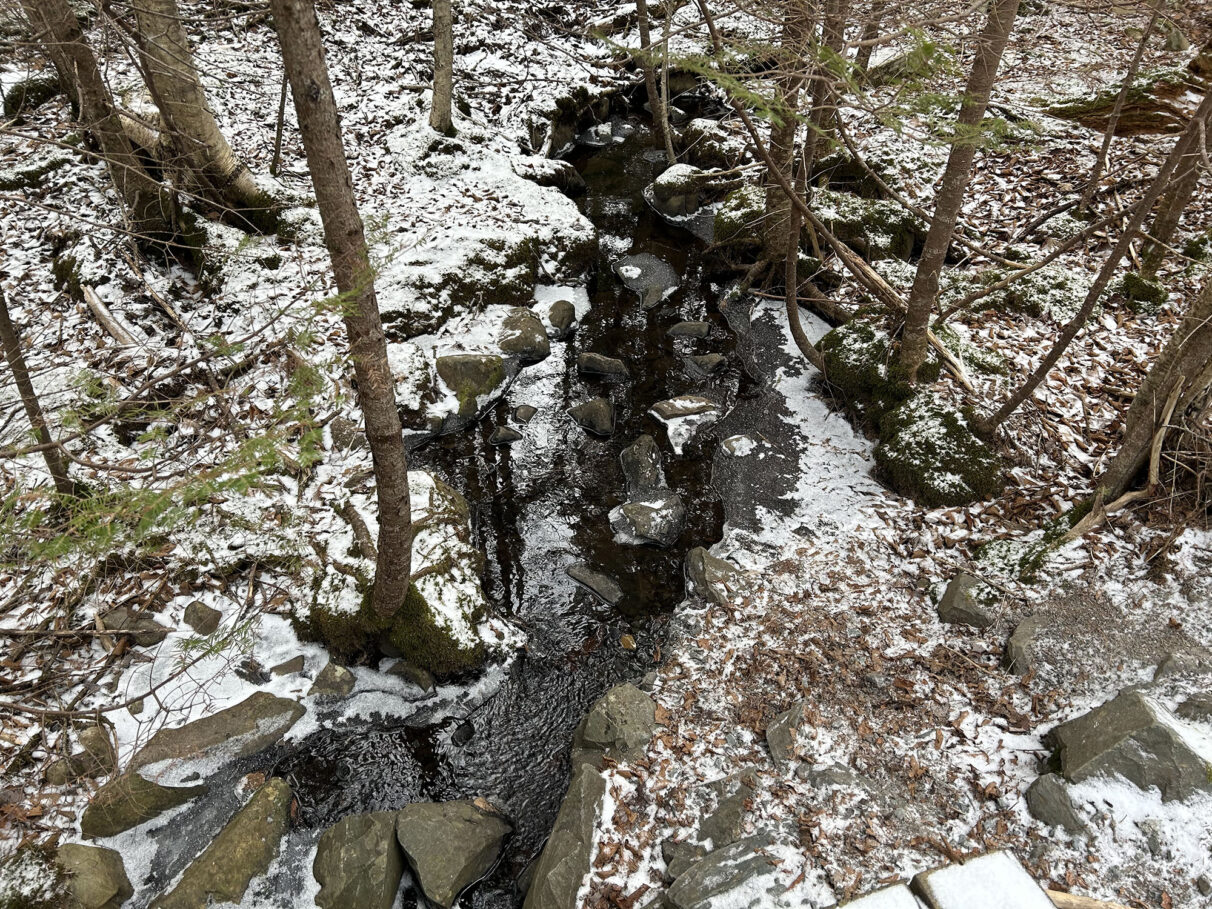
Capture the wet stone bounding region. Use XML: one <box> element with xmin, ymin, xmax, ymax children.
<box><xmin>270</xmin><ymin>655</ymin><xmax>305</xmax><ymax>676</ymax></box>
<box><xmin>572</xmin><ymin>682</ymin><xmax>657</xmax><ymax>764</ymax></box>
<box><xmin>514</xmin><ymin>404</ymin><xmax>538</xmax><ymax>424</ymax></box>
<box><xmin>620</xmin><ymin>434</ymin><xmax>665</xmax><ymax>496</ymax></box>
<box><xmin>568</xmin><ymin>398</ymin><xmax>615</xmax><ymax>436</ymax></box>
<box><xmin>489</xmin><ymin>426</ymin><xmax>523</xmax><ymax>446</ymax></box>
<box><xmin>685</xmin><ymin>547</ymin><xmax>741</xmax><ymax>607</ymax></box>
<box><xmin>499</xmin><ymin>308</ymin><xmax>551</xmax><ymax>362</ymax></box>
<box><xmin>614</xmin><ymin>252</ymin><xmax>680</xmax><ymax>309</ymax></box>
<box><xmin>547</xmin><ymin>300</ymin><xmax>576</xmax><ymax>338</ymax></box>
<box><xmin>685</xmin><ymin>353</ymin><xmax>726</xmax><ymax>375</ymax></box>
<box><xmin>566</xmin><ymin>564</ymin><xmax>624</xmax><ymax>606</ymax></box>
<box><xmin>522</xmin><ymin>766</ymin><xmax>605</xmax><ymax>909</ymax></box>
<box><xmin>651</xmin><ymin>395</ymin><xmax>718</xmax><ymax>420</ymax></box>
<box><xmin>310</xmin><ymin>662</ymin><xmax>357</xmax><ymax>698</ymax></box>
<box><xmin>387</xmin><ymin>661</ymin><xmax>436</xmax><ymax>693</ymax></box>
<box><xmin>183</xmin><ymin>601</ymin><xmax>221</xmax><ymax>636</ymax></box>
<box><xmin>668</xmin><ymin>321</ymin><xmax>711</xmax><ymax>339</ymax></box>
<box><xmin>314</xmin><ymin>811</ymin><xmax>403</xmax><ymax>909</ymax></box>
<box><xmin>395</xmin><ymin>801</ymin><xmax>511</xmax><ymax>909</ymax></box>
<box><xmin>611</xmin><ymin>494</ymin><xmax>686</xmax><ymax>548</ymax></box>
<box><xmin>577</xmin><ymin>352</ymin><xmax>630</xmax><ymax>378</ymax></box>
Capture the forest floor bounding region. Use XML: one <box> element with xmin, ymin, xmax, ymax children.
<box><xmin>1</xmin><ymin>0</ymin><xmax>1211</xmax><ymax>907</ymax></box>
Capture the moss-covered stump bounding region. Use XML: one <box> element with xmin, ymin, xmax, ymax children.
<box><xmin>1119</xmin><ymin>272</ymin><xmax>1167</xmax><ymax>309</ymax></box>
<box><xmin>302</xmin><ymin>472</ymin><xmax>504</xmax><ymax>679</ymax></box>
<box><xmin>713</xmin><ymin>184</ymin><xmax>765</xmax><ymax>247</ymax></box>
<box><xmin>813</xmin><ymin>189</ymin><xmax>926</xmax><ymax>261</ymax></box>
<box><xmin>819</xmin><ymin>321</ymin><xmax>936</xmax><ymax>426</ymax></box>
<box><xmin>875</xmin><ymin>396</ymin><xmax>1004</xmax><ymax>507</ymax></box>
<box><xmin>1046</xmin><ymin>69</ymin><xmax>1200</xmax><ymax>135</ymax></box>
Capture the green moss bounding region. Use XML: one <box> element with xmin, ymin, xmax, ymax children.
<box><xmin>713</xmin><ymin>184</ymin><xmax>765</xmax><ymax>246</ymax></box>
<box><xmin>874</xmin><ymin>395</ymin><xmax>1004</xmax><ymax>507</ymax></box>
<box><xmin>2</xmin><ymin>74</ymin><xmax>62</xmax><ymax>120</ymax></box>
<box><xmin>813</xmin><ymin>189</ymin><xmax>925</xmax><ymax>261</ymax></box>
<box><xmin>983</xmin><ymin>261</ymin><xmax>1090</xmax><ymax>321</ymax></box>
<box><xmin>1120</xmin><ymin>272</ymin><xmax>1167</xmax><ymax>310</ymax></box>
<box><xmin>384</xmin><ymin>584</ymin><xmax>485</xmax><ymax>678</ymax></box>
<box><xmin>0</xmin><ymin>845</ymin><xmax>70</xmax><ymax>909</ymax></box>
<box><xmin>812</xmin><ymin>150</ymin><xmax>896</xmax><ymax>199</ymax></box>
<box><xmin>51</xmin><ymin>254</ymin><xmax>83</xmax><ymax>303</ymax></box>
<box><xmin>0</xmin><ymin>152</ymin><xmax>72</xmax><ymax>192</ymax></box>
<box><xmin>1046</xmin><ymin>69</ymin><xmax>1196</xmax><ymax>133</ymax></box>
<box><xmin>819</xmin><ymin>320</ymin><xmax>933</xmax><ymax>426</ymax></box>
<box><xmin>1183</xmin><ymin>231</ymin><xmax>1212</xmax><ymax>263</ymax></box>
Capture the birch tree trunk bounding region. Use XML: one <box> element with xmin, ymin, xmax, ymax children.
<box><xmin>131</xmin><ymin>0</ymin><xmax>277</xmax><ymax>232</ymax></box>
<box><xmin>269</xmin><ymin>0</ymin><xmax>413</xmax><ymax>621</ymax></box>
<box><xmin>899</xmin><ymin>0</ymin><xmax>1021</xmax><ymax>380</ymax></box>
<box><xmin>430</xmin><ymin>0</ymin><xmax>455</xmax><ymax>134</ymax></box>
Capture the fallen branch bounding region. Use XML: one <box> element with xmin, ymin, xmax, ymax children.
<box><xmin>82</xmin><ymin>286</ymin><xmax>138</xmax><ymax>347</ymax></box>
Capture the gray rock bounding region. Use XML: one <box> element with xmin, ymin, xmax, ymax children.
<box><xmin>499</xmin><ymin>308</ymin><xmax>551</xmax><ymax>362</ymax></box>
<box><xmin>81</xmin><ymin>773</ymin><xmax>208</xmax><ymax>839</ymax></box>
<box><xmin>614</xmin><ymin>253</ymin><xmax>680</xmax><ymax>309</ymax></box>
<box><xmin>573</xmin><ymin>682</ymin><xmax>657</xmax><ymax>765</ymax></box>
<box><xmin>1197</xmin><ymin>875</ymin><xmax>1211</xmax><ymax>897</ymax></box>
<box><xmin>662</xmin><ymin>840</ymin><xmax>707</xmax><ymax>882</ymax></box>
<box><xmin>1176</xmin><ymin>693</ymin><xmax>1212</xmax><ymax>723</ymax></box>
<box><xmin>1025</xmin><ymin>773</ymin><xmax>1084</xmax><ymax>833</ymax></box>
<box><xmin>685</xmin><ymin>547</ymin><xmax>741</xmax><ymax>607</ymax></box>
<box><xmin>388</xmin><ymin>661</ymin><xmax>436</xmax><ymax>693</ymax></box>
<box><xmin>101</xmin><ymin>607</ymin><xmax>171</xmax><ymax>647</ymax></box>
<box><xmin>152</xmin><ymin>778</ymin><xmax>291</xmax><ymax>909</ymax></box>
<box><xmin>666</xmin><ymin>835</ymin><xmax>777</xmax><ymax>909</ymax></box>
<box><xmin>130</xmin><ymin>692</ymin><xmax>304</xmax><ymax>772</ymax></box>
<box><xmin>514</xmin><ymin>404</ymin><xmax>538</xmax><ymax>424</ymax></box>
<box><xmin>1052</xmin><ymin>689</ymin><xmax>1212</xmax><ymax>801</ymax></box>
<box><xmin>1005</xmin><ymin>614</ymin><xmax>1042</xmax><ymax>674</ymax></box>
<box><xmin>651</xmin><ymin>395</ymin><xmax>718</xmax><ymax>420</ymax></box>
<box><xmin>577</xmin><ymin>352</ymin><xmax>630</xmax><ymax>378</ymax></box>
<box><xmin>330</xmin><ymin>415</ymin><xmax>367</xmax><ymax>451</ymax></box>
<box><xmin>435</xmin><ymin>355</ymin><xmax>507</xmax><ymax>420</ymax></box>
<box><xmin>183</xmin><ymin>601</ymin><xmax>221</xmax><ymax>636</ymax></box>
<box><xmin>270</xmin><ymin>655</ymin><xmax>305</xmax><ymax>676</ymax></box>
<box><xmin>650</xmin><ymin>165</ymin><xmax>705</xmax><ymax>218</ymax></box>
<box><xmin>395</xmin><ymin>802</ymin><xmax>511</xmax><ymax>909</ymax></box>
<box><xmin>489</xmin><ymin>426</ymin><xmax>523</xmax><ymax>446</ymax></box>
<box><xmin>314</xmin><ymin>812</ymin><xmax>403</xmax><ymax>909</ymax></box>
<box><xmin>937</xmin><ymin>573</ymin><xmax>994</xmax><ymax>629</ymax></box>
<box><xmin>568</xmin><ymin>398</ymin><xmax>615</xmax><ymax>436</ymax></box>
<box><xmin>566</xmin><ymin>564</ymin><xmax>623</xmax><ymax>605</ymax></box>
<box><xmin>1152</xmin><ymin>648</ymin><xmax>1212</xmax><ymax>680</ymax></box>
<box><xmin>699</xmin><ymin>788</ymin><xmax>747</xmax><ymax>850</ymax></box>
<box><xmin>58</xmin><ymin>844</ymin><xmax>132</xmax><ymax>909</ymax></box>
<box><xmin>620</xmin><ymin>435</ymin><xmax>664</xmax><ymax>498</ymax></box>
<box><xmin>547</xmin><ymin>300</ymin><xmax>576</xmax><ymax>338</ymax></box>
<box><xmin>685</xmin><ymin>353</ymin><xmax>726</xmax><ymax>375</ymax></box>
<box><xmin>46</xmin><ymin>726</ymin><xmax>116</xmax><ymax>786</ymax></box>
<box><xmin>766</xmin><ymin>701</ymin><xmax>806</xmax><ymax>767</ymax></box>
<box><xmin>796</xmin><ymin>763</ymin><xmax>860</xmax><ymax>788</ymax></box>
<box><xmin>310</xmin><ymin>662</ymin><xmax>356</xmax><ymax>698</ymax></box>
<box><xmin>911</xmin><ymin>850</ymin><xmax>1053</xmax><ymax>909</ymax></box>
<box><xmin>610</xmin><ymin>494</ymin><xmax>686</xmax><ymax>547</ymax></box>
<box><xmin>522</xmin><ymin>766</ymin><xmax>606</xmax><ymax>909</ymax></box>
<box><xmin>668</xmin><ymin>321</ymin><xmax>711</xmax><ymax>339</ymax></box>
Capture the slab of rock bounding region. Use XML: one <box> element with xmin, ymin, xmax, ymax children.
<box><xmin>1004</xmin><ymin>615</ymin><xmax>1042</xmax><ymax>674</ymax></box>
<box><xmin>937</xmin><ymin>573</ymin><xmax>994</xmax><ymax>629</ymax></box>
<box><xmin>662</xmin><ymin>840</ymin><xmax>707</xmax><ymax>882</ymax></box>
<box><xmin>840</xmin><ymin>884</ymin><xmax>922</xmax><ymax>908</ymax></box>
<box><xmin>152</xmin><ymin>778</ymin><xmax>291</xmax><ymax>909</ymax></box>
<box><xmin>395</xmin><ymin>802</ymin><xmax>511</xmax><ymax>909</ymax></box>
<box><xmin>666</xmin><ymin>834</ymin><xmax>777</xmax><ymax>909</ymax></box>
<box><xmin>766</xmin><ymin>701</ymin><xmax>806</xmax><ymax>767</ymax></box>
<box><xmin>46</xmin><ymin>726</ymin><xmax>116</xmax><ymax>786</ymax></box>
<box><xmin>314</xmin><ymin>811</ymin><xmax>403</xmax><ymax>909</ymax></box>
<box><xmin>566</xmin><ymin>564</ymin><xmax>624</xmax><ymax>605</ymax></box>
<box><xmin>131</xmin><ymin>693</ymin><xmax>304</xmax><ymax>774</ymax></box>
<box><xmin>572</xmin><ymin>682</ymin><xmax>656</xmax><ymax>765</ymax></box>
<box><xmin>684</xmin><ymin>353</ymin><xmax>725</xmax><ymax>375</ymax></box>
<box><xmin>489</xmin><ymin>426</ymin><xmax>523</xmax><ymax>446</ymax></box>
<box><xmin>1052</xmin><ymin>689</ymin><xmax>1212</xmax><ymax>801</ymax></box>
<box><xmin>522</xmin><ymin>766</ymin><xmax>606</xmax><ymax>909</ymax></box>
<box><xmin>651</xmin><ymin>395</ymin><xmax>719</xmax><ymax>420</ymax></box>
<box><xmin>182</xmin><ymin>602</ymin><xmax>221</xmax><ymax>636</ymax></box>
<box><xmin>270</xmin><ymin>655</ymin><xmax>305</xmax><ymax>676</ymax></box>
<box><xmin>610</xmin><ymin>494</ymin><xmax>686</xmax><ymax>548</ymax></box>
<box><xmin>58</xmin><ymin>844</ymin><xmax>132</xmax><ymax>909</ymax></box>
<box><xmin>310</xmin><ymin>662</ymin><xmax>356</xmax><ymax>698</ymax></box>
<box><xmin>568</xmin><ymin>398</ymin><xmax>615</xmax><ymax>436</ymax></box>
<box><xmin>685</xmin><ymin>548</ymin><xmax>740</xmax><ymax>607</ymax></box>
<box><xmin>435</xmin><ymin>355</ymin><xmax>507</xmax><ymax>419</ymax></box>
<box><xmin>514</xmin><ymin>404</ymin><xmax>538</xmax><ymax>423</ymax></box>
<box><xmin>499</xmin><ymin>308</ymin><xmax>551</xmax><ymax>362</ymax></box>
<box><xmin>699</xmin><ymin>787</ymin><xmax>748</xmax><ymax>850</ymax></box>
<box><xmin>1025</xmin><ymin>773</ymin><xmax>1084</xmax><ymax>834</ymax></box>
<box><xmin>101</xmin><ymin>608</ymin><xmax>171</xmax><ymax>647</ymax></box>
<box><xmin>81</xmin><ymin>774</ymin><xmax>208</xmax><ymax>839</ymax></box>
<box><xmin>620</xmin><ymin>434</ymin><xmax>665</xmax><ymax>496</ymax></box>
<box><xmin>911</xmin><ymin>850</ymin><xmax>1054</xmax><ymax>909</ymax></box>
<box><xmin>614</xmin><ymin>253</ymin><xmax>680</xmax><ymax>309</ymax></box>
<box><xmin>668</xmin><ymin>321</ymin><xmax>711</xmax><ymax>339</ymax></box>
<box><xmin>547</xmin><ymin>300</ymin><xmax>576</xmax><ymax>338</ymax></box>
<box><xmin>577</xmin><ymin>352</ymin><xmax>630</xmax><ymax>378</ymax></box>
<box><xmin>1177</xmin><ymin>693</ymin><xmax>1212</xmax><ymax>723</ymax></box>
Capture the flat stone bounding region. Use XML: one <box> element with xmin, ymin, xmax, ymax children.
<box><xmin>1025</xmin><ymin>773</ymin><xmax>1085</xmax><ymax>834</ymax></box>
<box><xmin>101</xmin><ymin>607</ymin><xmax>171</xmax><ymax>647</ymax></box>
<box><xmin>499</xmin><ymin>308</ymin><xmax>551</xmax><ymax>362</ymax></box>
<box><xmin>547</xmin><ymin>300</ymin><xmax>576</xmax><ymax>338</ymax></box>
<box><xmin>57</xmin><ymin>844</ymin><xmax>132</xmax><ymax>909</ymax></box>
<box><xmin>840</xmin><ymin>884</ymin><xmax>922</xmax><ymax>908</ymax></box>
<box><xmin>685</xmin><ymin>353</ymin><xmax>726</xmax><ymax>375</ymax></box>
<box><xmin>620</xmin><ymin>434</ymin><xmax>665</xmax><ymax>496</ymax></box>
<box><xmin>568</xmin><ymin>398</ymin><xmax>615</xmax><ymax>436</ymax></box>
<box><xmin>310</xmin><ymin>662</ymin><xmax>356</xmax><ymax>698</ymax></box>
<box><xmin>270</xmin><ymin>655</ymin><xmax>305</xmax><ymax>676</ymax></box>
<box><xmin>152</xmin><ymin>778</ymin><xmax>291</xmax><ymax>909</ymax></box>
<box><xmin>395</xmin><ymin>802</ymin><xmax>511</xmax><ymax>909</ymax></box>
<box><xmin>566</xmin><ymin>564</ymin><xmax>624</xmax><ymax>605</ymax></box>
<box><xmin>514</xmin><ymin>404</ymin><xmax>538</xmax><ymax>423</ymax></box>
<box><xmin>685</xmin><ymin>547</ymin><xmax>741</xmax><ymax>607</ymax></box>
<box><xmin>666</xmin><ymin>835</ymin><xmax>777</xmax><ymax>909</ymax></box>
<box><xmin>1052</xmin><ymin>689</ymin><xmax>1212</xmax><ymax>801</ymax></box>
<box><xmin>489</xmin><ymin>426</ymin><xmax>523</xmax><ymax>446</ymax></box>
<box><xmin>662</xmin><ymin>840</ymin><xmax>707</xmax><ymax>882</ymax></box>
<box><xmin>766</xmin><ymin>701</ymin><xmax>805</xmax><ymax>767</ymax></box>
<box><xmin>911</xmin><ymin>850</ymin><xmax>1053</xmax><ymax>909</ymax></box>
<box><xmin>182</xmin><ymin>601</ymin><xmax>221</xmax><ymax>636</ymax></box>
<box><xmin>1152</xmin><ymin>648</ymin><xmax>1212</xmax><ymax>680</ymax></box>
<box><xmin>572</xmin><ymin>682</ymin><xmax>656</xmax><ymax>765</ymax></box>
<box><xmin>522</xmin><ymin>766</ymin><xmax>606</xmax><ymax>909</ymax></box>
<box><xmin>1176</xmin><ymin>693</ymin><xmax>1212</xmax><ymax>723</ymax></box>
<box><xmin>45</xmin><ymin>726</ymin><xmax>115</xmax><ymax>786</ymax></box>
<box><xmin>81</xmin><ymin>774</ymin><xmax>208</xmax><ymax>839</ymax></box>
<box><xmin>651</xmin><ymin>395</ymin><xmax>718</xmax><ymax>419</ymax></box>
<box><xmin>435</xmin><ymin>355</ymin><xmax>507</xmax><ymax>420</ymax></box>
<box><xmin>614</xmin><ymin>252</ymin><xmax>680</xmax><ymax>309</ymax></box>
<box><xmin>611</xmin><ymin>494</ymin><xmax>686</xmax><ymax>548</ymax></box>
<box><xmin>1004</xmin><ymin>615</ymin><xmax>1042</xmax><ymax>674</ymax></box>
<box><xmin>668</xmin><ymin>321</ymin><xmax>711</xmax><ymax>339</ymax></box>
<box><xmin>388</xmin><ymin>661</ymin><xmax>436</xmax><ymax>693</ymax></box>
<box><xmin>314</xmin><ymin>811</ymin><xmax>403</xmax><ymax>909</ymax></box>
<box><xmin>937</xmin><ymin>573</ymin><xmax>995</xmax><ymax>629</ymax></box>
<box><xmin>130</xmin><ymin>692</ymin><xmax>304</xmax><ymax>773</ymax></box>
<box><xmin>577</xmin><ymin>352</ymin><xmax>630</xmax><ymax>378</ymax></box>
<box><xmin>699</xmin><ymin>788</ymin><xmax>747</xmax><ymax>850</ymax></box>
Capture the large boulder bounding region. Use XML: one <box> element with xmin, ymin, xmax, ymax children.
<box><xmin>666</xmin><ymin>835</ymin><xmax>778</xmax><ymax>909</ymax></box>
<box><xmin>522</xmin><ymin>766</ymin><xmax>606</xmax><ymax>909</ymax></box>
<box><xmin>152</xmin><ymin>778</ymin><xmax>292</xmax><ymax>909</ymax></box>
<box><xmin>395</xmin><ymin>802</ymin><xmax>511</xmax><ymax>909</ymax></box>
<box><xmin>572</xmin><ymin>682</ymin><xmax>656</xmax><ymax>766</ymax></box>
<box><xmin>57</xmin><ymin>844</ymin><xmax>132</xmax><ymax>909</ymax></box>
<box><xmin>435</xmin><ymin>354</ymin><xmax>507</xmax><ymax>421</ymax></box>
<box><xmin>499</xmin><ymin>308</ymin><xmax>551</xmax><ymax>363</ymax></box>
<box><xmin>81</xmin><ymin>774</ymin><xmax>208</xmax><ymax>839</ymax></box>
<box><xmin>650</xmin><ymin>164</ymin><xmax>705</xmax><ymax>218</ymax></box>
<box><xmin>314</xmin><ymin>812</ymin><xmax>403</xmax><ymax>909</ymax></box>
<box><xmin>1051</xmin><ymin>689</ymin><xmax>1212</xmax><ymax>801</ymax></box>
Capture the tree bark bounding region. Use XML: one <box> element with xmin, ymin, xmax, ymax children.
<box><xmin>269</xmin><ymin>0</ymin><xmax>413</xmax><ymax>620</ymax></box>
<box><xmin>801</xmin><ymin>0</ymin><xmax>850</xmax><ymax>182</ymax></box>
<box><xmin>899</xmin><ymin>0</ymin><xmax>1021</xmax><ymax>380</ymax></box>
<box><xmin>764</xmin><ymin>6</ymin><xmax>806</xmax><ymax>261</ymax></box>
<box><xmin>854</xmin><ymin>0</ymin><xmax>886</xmax><ymax>74</ymax></box>
<box><xmin>980</xmin><ymin>86</ymin><xmax>1212</xmax><ymax>433</ymax></box>
<box><xmin>0</xmin><ymin>285</ymin><xmax>75</xmax><ymax>497</ymax></box>
<box><xmin>637</xmin><ymin>0</ymin><xmax>676</xmax><ymax>164</ymax></box>
<box><xmin>430</xmin><ymin>0</ymin><xmax>455</xmax><ymax>134</ymax></box>
<box><xmin>131</xmin><ymin>0</ymin><xmax>276</xmax><ymax>232</ymax></box>
<box><xmin>22</xmin><ymin>0</ymin><xmax>175</xmax><ymax>244</ymax></box>
<box><xmin>1099</xmin><ymin>275</ymin><xmax>1212</xmax><ymax>500</ymax></box>
<box><xmin>1139</xmin><ymin>104</ymin><xmax>1212</xmax><ymax>278</ymax></box>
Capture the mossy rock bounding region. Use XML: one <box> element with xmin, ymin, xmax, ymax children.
<box><xmin>983</xmin><ymin>261</ymin><xmax>1089</xmax><ymax>321</ymax></box>
<box><xmin>0</xmin><ymin>845</ymin><xmax>71</xmax><ymax>909</ymax></box>
<box><xmin>818</xmin><ymin>320</ymin><xmax>937</xmax><ymax>426</ymax></box>
<box><xmin>435</xmin><ymin>354</ymin><xmax>506</xmax><ymax>419</ymax></box>
<box><xmin>1120</xmin><ymin>272</ymin><xmax>1167</xmax><ymax>310</ymax></box>
<box><xmin>2</xmin><ymin>74</ymin><xmax>63</xmax><ymax>120</ymax></box>
<box><xmin>812</xmin><ymin>150</ymin><xmax>895</xmax><ymax>200</ymax></box>
<box><xmin>875</xmin><ymin>396</ymin><xmax>1004</xmax><ymax>507</ymax></box>
<box><xmin>813</xmin><ymin>189</ymin><xmax>925</xmax><ymax>261</ymax></box>
<box><xmin>713</xmin><ymin>184</ymin><xmax>764</xmax><ymax>246</ymax></box>
<box><xmin>1046</xmin><ymin>69</ymin><xmax>1198</xmax><ymax>135</ymax></box>
<box><xmin>0</xmin><ymin>152</ymin><xmax>72</xmax><ymax>192</ymax></box>
<box><xmin>1183</xmin><ymin>230</ymin><xmax>1212</xmax><ymax>263</ymax></box>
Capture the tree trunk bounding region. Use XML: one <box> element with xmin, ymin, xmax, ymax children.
<box><xmin>269</xmin><ymin>0</ymin><xmax>413</xmax><ymax>620</ymax></box>
<box><xmin>430</xmin><ymin>0</ymin><xmax>455</xmax><ymax>134</ymax></box>
<box><xmin>0</xmin><ymin>286</ymin><xmax>74</xmax><ymax>497</ymax></box>
<box><xmin>980</xmin><ymin>86</ymin><xmax>1212</xmax><ymax>433</ymax></box>
<box><xmin>1139</xmin><ymin>105</ymin><xmax>1212</xmax><ymax>278</ymax></box>
<box><xmin>801</xmin><ymin>0</ymin><xmax>850</xmax><ymax>181</ymax></box>
<box><xmin>637</xmin><ymin>0</ymin><xmax>676</xmax><ymax>164</ymax></box>
<box><xmin>854</xmin><ymin>0</ymin><xmax>886</xmax><ymax>74</ymax></box>
<box><xmin>22</xmin><ymin>0</ymin><xmax>175</xmax><ymax>244</ymax></box>
<box><xmin>764</xmin><ymin>2</ymin><xmax>811</xmax><ymax>260</ymax></box>
<box><xmin>900</xmin><ymin>0</ymin><xmax>1021</xmax><ymax>380</ymax></box>
<box><xmin>1099</xmin><ymin>276</ymin><xmax>1212</xmax><ymax>500</ymax></box>
<box><xmin>131</xmin><ymin>0</ymin><xmax>276</xmax><ymax>232</ymax></box>
<box><xmin>785</xmin><ymin>156</ymin><xmax>828</xmax><ymax>373</ymax></box>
